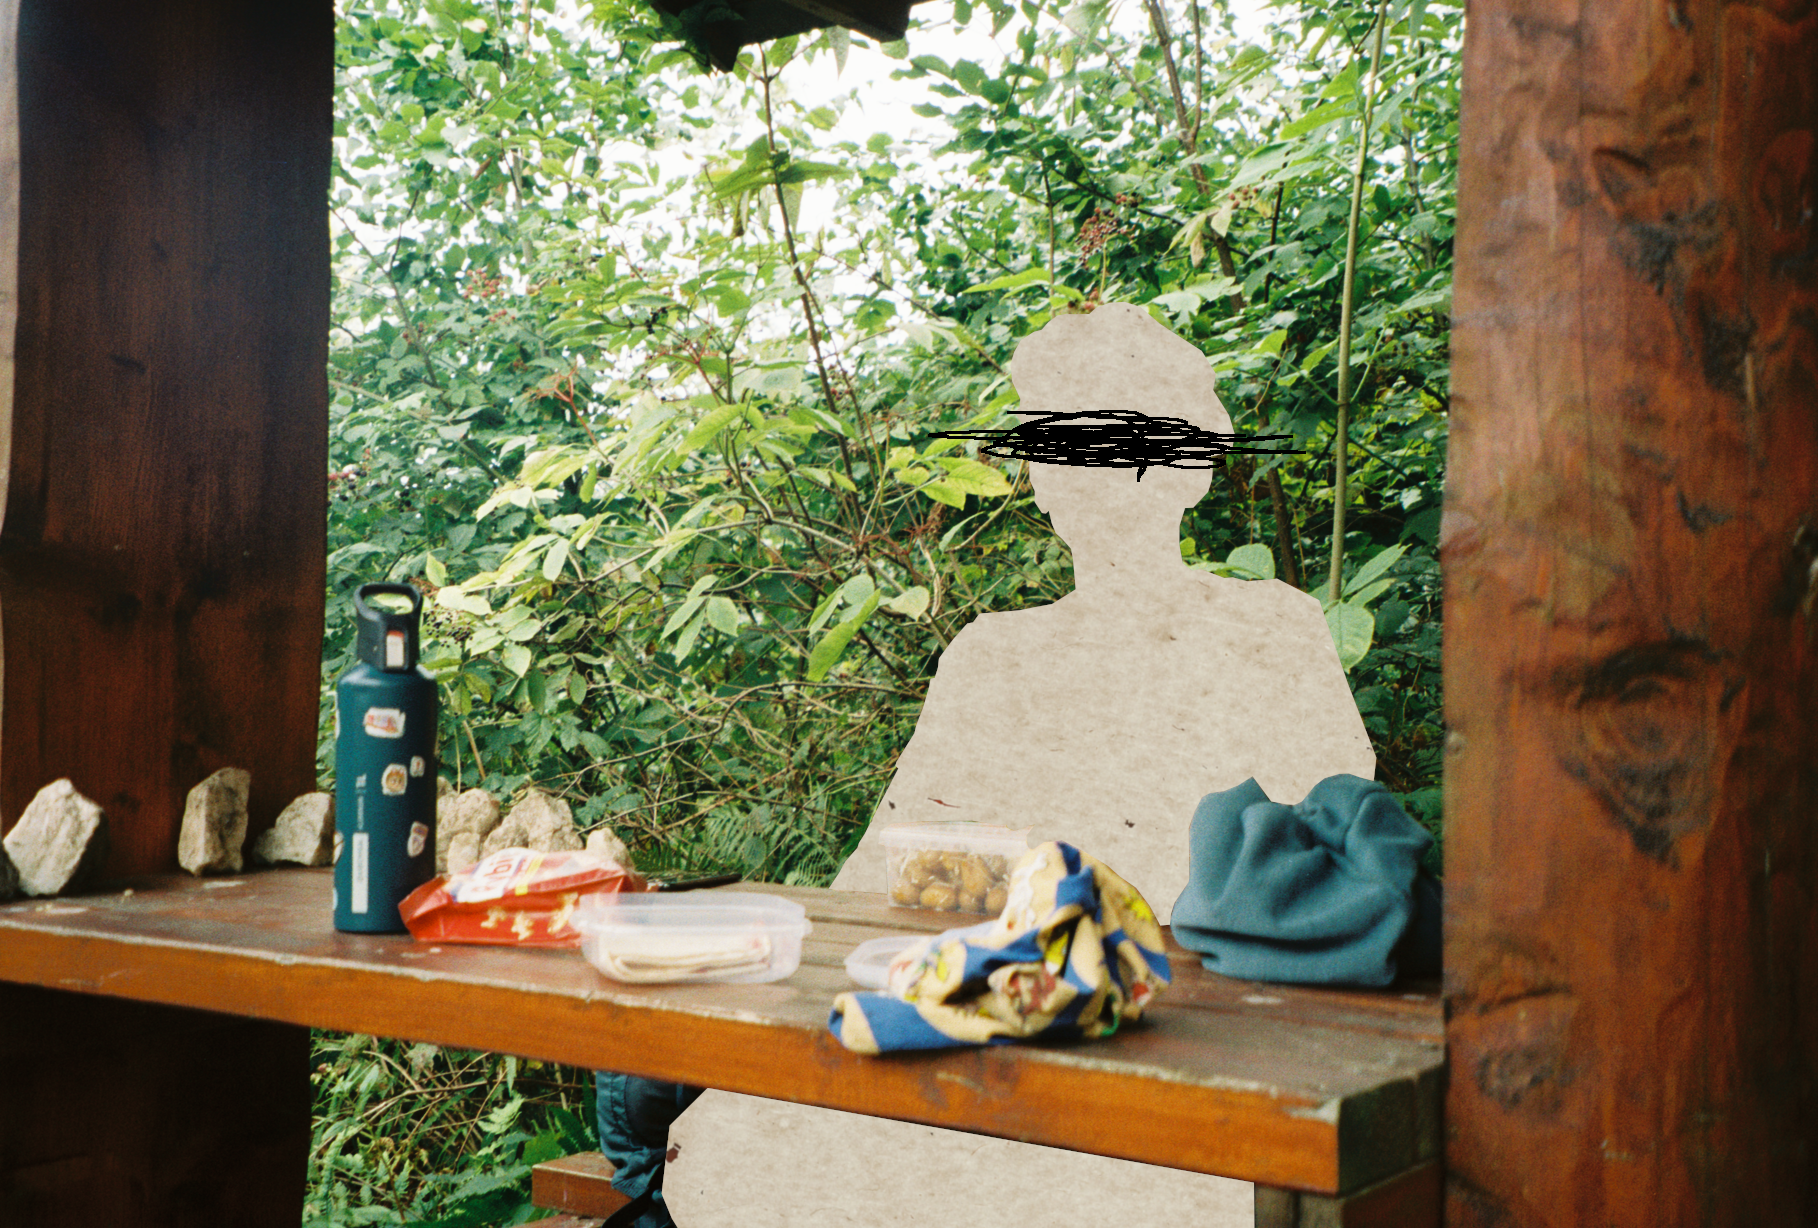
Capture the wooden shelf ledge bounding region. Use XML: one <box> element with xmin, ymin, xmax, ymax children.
<box><xmin>0</xmin><ymin>868</ymin><xmax>1442</xmax><ymax>1197</ymax></box>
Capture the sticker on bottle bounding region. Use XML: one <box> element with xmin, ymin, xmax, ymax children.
<box><xmin>364</xmin><ymin>707</ymin><xmax>406</xmax><ymax>738</ymax></box>
<box><xmin>382</xmin><ymin>764</ymin><xmax>409</xmax><ymax>796</ymax></box>
<box><xmin>408</xmin><ymin>822</ymin><xmax>429</xmax><ymax>858</ymax></box>
<box><xmin>351</xmin><ymin>832</ymin><xmax>370</xmax><ymax>914</ymax></box>
<box><xmin>409</xmin><ymin>756</ymin><xmax>425</xmax><ymax>777</ymax></box>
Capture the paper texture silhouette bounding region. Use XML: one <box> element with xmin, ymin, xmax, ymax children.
<box><xmin>668</xmin><ymin>303</ymin><xmax>1374</xmax><ymax>1227</ymax></box>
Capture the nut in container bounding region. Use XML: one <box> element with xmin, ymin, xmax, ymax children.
<box><xmin>882</xmin><ymin>822</ymin><xmax>1031</xmax><ymax>914</ymax></box>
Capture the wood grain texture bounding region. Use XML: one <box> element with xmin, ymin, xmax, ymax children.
<box><xmin>1253</xmin><ymin>1161</ymin><xmax>1441</xmax><ymax>1228</ymax></box>
<box><xmin>0</xmin><ymin>983</ymin><xmax>312</xmax><ymax>1228</ymax></box>
<box><xmin>1446</xmin><ymin>0</ymin><xmax>1818</xmax><ymax>1223</ymax></box>
<box><xmin>0</xmin><ymin>0</ymin><xmax>331</xmax><ymax>874</ymax></box>
<box><xmin>0</xmin><ymin>871</ymin><xmax>1444</xmax><ymax>1196</ymax></box>
<box><xmin>530</xmin><ymin>1153</ymin><xmax>633</xmax><ymax>1219</ymax></box>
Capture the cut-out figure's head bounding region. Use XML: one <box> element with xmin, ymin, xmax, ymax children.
<box><xmin>1006</xmin><ymin>305</ymin><xmax>1235</xmax><ymax>588</ymax></box>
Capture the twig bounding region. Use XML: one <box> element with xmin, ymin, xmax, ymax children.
<box><xmin>1329</xmin><ymin>0</ymin><xmax>1390</xmax><ymax>606</ymax></box>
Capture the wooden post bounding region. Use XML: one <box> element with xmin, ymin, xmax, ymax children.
<box><xmin>0</xmin><ymin>0</ymin><xmax>330</xmax><ymax>874</ymax></box>
<box><xmin>1445</xmin><ymin>0</ymin><xmax>1817</xmax><ymax>1224</ymax></box>
<box><xmin>0</xmin><ymin>1</ymin><xmax>329</xmax><ymax>1223</ymax></box>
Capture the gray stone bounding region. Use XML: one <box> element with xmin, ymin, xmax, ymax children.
<box><xmin>476</xmin><ymin>789</ymin><xmax>582</xmax><ymax>861</ymax></box>
<box><xmin>178</xmin><ymin>767</ymin><xmax>251</xmax><ymax>876</ymax></box>
<box><xmin>438</xmin><ymin>788</ymin><xmax>502</xmax><ymax>874</ymax></box>
<box><xmin>507</xmin><ymin>789</ymin><xmax>583</xmax><ymax>852</ymax></box>
<box><xmin>251</xmin><ymin>792</ymin><xmax>335</xmax><ymax>866</ymax></box>
<box><xmin>584</xmin><ymin>827</ymin><xmax>632</xmax><ymax>869</ymax></box>
<box><xmin>3</xmin><ymin>779</ymin><xmax>110</xmax><ymax>897</ymax></box>
<box><xmin>0</xmin><ymin>842</ymin><xmax>17</xmax><ymax>903</ymax></box>
<box><xmin>477</xmin><ymin>816</ymin><xmax>531</xmax><ymax>860</ymax></box>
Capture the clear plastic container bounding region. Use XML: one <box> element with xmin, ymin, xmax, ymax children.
<box><xmin>573</xmin><ymin>892</ymin><xmax>812</xmax><ymax>984</ymax></box>
<box><xmin>881</xmin><ymin>823</ymin><xmax>1031</xmax><ymax>914</ymax></box>
<box><xmin>844</xmin><ymin>934</ymin><xmax>926</xmax><ymax>990</ymax></box>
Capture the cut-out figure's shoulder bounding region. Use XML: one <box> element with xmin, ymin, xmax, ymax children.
<box><xmin>829</xmin><ymin>574</ymin><xmax>1373</xmax><ymax>924</ymax></box>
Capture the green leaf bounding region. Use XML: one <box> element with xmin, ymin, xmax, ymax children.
<box><xmin>920</xmin><ymin>478</ymin><xmax>967</xmax><ymax>507</ymax></box>
<box><xmin>673</xmin><ymin>608</ymin><xmax>707</xmax><ymax>661</ymax></box>
<box><xmin>682</xmin><ymin>404</ymin><xmax>750</xmax><ymax>453</ymax></box>
<box><xmin>964</xmin><ymin>266</ymin><xmax>1050</xmax><ymax>295</ymax></box>
<box><xmin>1224</xmin><ymin>543</ymin><xmax>1277</xmax><ymax>580</ymax></box>
<box><xmin>806</xmin><ymin>592</ymin><xmax>879</xmax><ymax>681</ymax></box>
<box><xmin>435</xmin><ymin>586</ymin><xmax>492</xmax><ymax>617</ymax></box>
<box><xmin>663</xmin><ymin>574</ymin><xmax>718</xmax><ymax>638</ymax></box>
<box><xmin>705</xmin><ymin>595</ymin><xmax>739</xmax><ymax>634</ymax></box>
<box><xmin>1343</xmin><ymin>544</ymin><xmax>1407</xmax><ymax>600</ymax></box>
<box><xmin>541</xmin><ymin>538</ymin><xmax>569</xmax><ymax>581</ymax></box>
<box><xmin>425</xmin><ymin>552</ymin><xmax>448</xmax><ymax>586</ymax></box>
<box><xmin>883</xmin><ymin>586</ymin><xmax>930</xmax><ymax>619</ymax></box>
<box><xmin>502</xmin><ymin>643</ymin><xmax>533</xmax><ymax>676</ymax></box>
<box><xmin>1280</xmin><ymin>97</ymin><xmax>1356</xmax><ymax>138</ymax></box>
<box><xmin>935</xmin><ymin>457</ymin><xmax>1013</xmax><ymax>497</ymax></box>
<box><xmin>1326</xmin><ymin>602</ymin><xmax>1375</xmax><ymax>671</ymax></box>
<box><xmin>1347</xmin><ymin>577</ymin><xmax>1397</xmax><ymax>608</ymax></box>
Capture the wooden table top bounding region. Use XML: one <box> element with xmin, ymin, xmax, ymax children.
<box><xmin>0</xmin><ymin>868</ymin><xmax>1442</xmax><ymax>1195</ymax></box>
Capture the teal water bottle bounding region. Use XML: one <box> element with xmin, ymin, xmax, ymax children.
<box><xmin>334</xmin><ymin>583</ymin><xmax>438</xmax><ymax>932</ymax></box>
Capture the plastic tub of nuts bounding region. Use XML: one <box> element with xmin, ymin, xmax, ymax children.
<box><xmin>882</xmin><ymin>823</ymin><xmax>1032</xmax><ymax>914</ymax></box>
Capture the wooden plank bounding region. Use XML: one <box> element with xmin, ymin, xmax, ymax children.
<box><xmin>0</xmin><ymin>0</ymin><xmax>330</xmax><ymax>876</ymax></box>
<box><xmin>778</xmin><ymin>885</ymin><xmax>1444</xmax><ymax>1044</ymax></box>
<box><xmin>0</xmin><ymin>3</ymin><xmax>330</xmax><ymax>1225</ymax></box>
<box><xmin>1446</xmin><ymin>0</ymin><xmax>1818</xmax><ymax>1222</ymax></box>
<box><xmin>0</xmin><ymin>983</ymin><xmax>312</xmax><ymax>1228</ymax></box>
<box><xmin>1253</xmin><ymin>1161</ymin><xmax>1440</xmax><ymax>1228</ymax></box>
<box><xmin>0</xmin><ymin>871</ymin><xmax>1444</xmax><ymax>1195</ymax></box>
<box><xmin>530</xmin><ymin>1152</ymin><xmax>632</xmax><ymax>1219</ymax></box>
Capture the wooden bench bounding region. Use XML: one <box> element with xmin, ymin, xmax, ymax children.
<box><xmin>529</xmin><ymin>1151</ymin><xmax>1442</xmax><ymax>1227</ymax></box>
<box><xmin>0</xmin><ymin>867</ymin><xmax>1442</xmax><ymax>1226</ymax></box>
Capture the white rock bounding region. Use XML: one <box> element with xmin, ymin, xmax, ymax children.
<box><xmin>178</xmin><ymin>768</ymin><xmax>251</xmax><ymax>876</ymax></box>
<box><xmin>478</xmin><ymin>816</ymin><xmax>530</xmax><ymax>860</ymax></box>
<box><xmin>251</xmin><ymin>792</ymin><xmax>335</xmax><ymax>866</ymax></box>
<box><xmin>508</xmin><ymin>789</ymin><xmax>583</xmax><ymax>851</ymax></box>
<box><xmin>584</xmin><ymin>827</ymin><xmax>632</xmax><ymax>869</ymax></box>
<box><xmin>0</xmin><ymin>843</ymin><xmax>18</xmax><ymax>902</ymax></box>
<box><xmin>437</xmin><ymin>788</ymin><xmax>502</xmax><ymax>873</ymax></box>
<box><xmin>476</xmin><ymin>789</ymin><xmax>582</xmax><ymax>860</ymax></box>
<box><xmin>2</xmin><ymin>779</ymin><xmax>109</xmax><ymax>897</ymax></box>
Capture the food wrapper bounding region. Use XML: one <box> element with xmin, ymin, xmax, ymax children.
<box><xmin>399</xmin><ymin>847</ymin><xmax>647</xmax><ymax>946</ymax></box>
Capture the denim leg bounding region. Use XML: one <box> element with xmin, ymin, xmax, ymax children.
<box><xmin>594</xmin><ymin>1071</ymin><xmax>703</xmax><ymax>1226</ymax></box>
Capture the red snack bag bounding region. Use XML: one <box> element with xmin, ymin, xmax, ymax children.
<box><xmin>399</xmin><ymin>847</ymin><xmax>648</xmax><ymax>946</ymax></box>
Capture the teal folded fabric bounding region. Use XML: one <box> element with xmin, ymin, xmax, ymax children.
<box><xmin>1170</xmin><ymin>775</ymin><xmax>1441</xmax><ymax>987</ymax></box>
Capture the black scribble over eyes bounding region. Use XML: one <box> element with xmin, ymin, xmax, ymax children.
<box><xmin>934</xmin><ymin>410</ymin><xmax>1299</xmax><ymax>480</ymax></box>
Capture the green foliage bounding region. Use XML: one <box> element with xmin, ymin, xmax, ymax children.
<box><xmin>321</xmin><ymin>0</ymin><xmax>1456</xmax><ymax>1215</ymax></box>
<box><xmin>304</xmin><ymin>1031</ymin><xmax>594</xmax><ymax>1226</ymax></box>
<box><xmin>326</xmin><ymin>0</ymin><xmax>1457</xmax><ymax>842</ymax></box>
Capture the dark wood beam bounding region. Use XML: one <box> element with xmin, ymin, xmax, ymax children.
<box><xmin>648</xmin><ymin>0</ymin><xmax>923</xmax><ymax>70</ymax></box>
<box><xmin>0</xmin><ymin>2</ymin><xmax>329</xmax><ymax>1223</ymax></box>
<box><xmin>1444</xmin><ymin>0</ymin><xmax>1818</xmax><ymax>1222</ymax></box>
<box><xmin>0</xmin><ymin>0</ymin><xmax>330</xmax><ymax>877</ymax></box>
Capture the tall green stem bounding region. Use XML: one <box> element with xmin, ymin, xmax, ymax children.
<box><xmin>1329</xmin><ymin>1</ymin><xmax>1389</xmax><ymax>606</ymax></box>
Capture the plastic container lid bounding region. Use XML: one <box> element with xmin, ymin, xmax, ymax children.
<box><xmin>879</xmin><ymin>822</ymin><xmax>1033</xmax><ymax>854</ymax></box>
<box><xmin>844</xmin><ymin>934</ymin><xmax>927</xmax><ymax>990</ymax></box>
<box><xmin>573</xmin><ymin>892</ymin><xmax>812</xmax><ymax>985</ymax></box>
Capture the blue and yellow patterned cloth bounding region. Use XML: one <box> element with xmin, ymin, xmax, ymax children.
<box><xmin>828</xmin><ymin>842</ymin><xmax>1171</xmax><ymax>1054</ymax></box>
